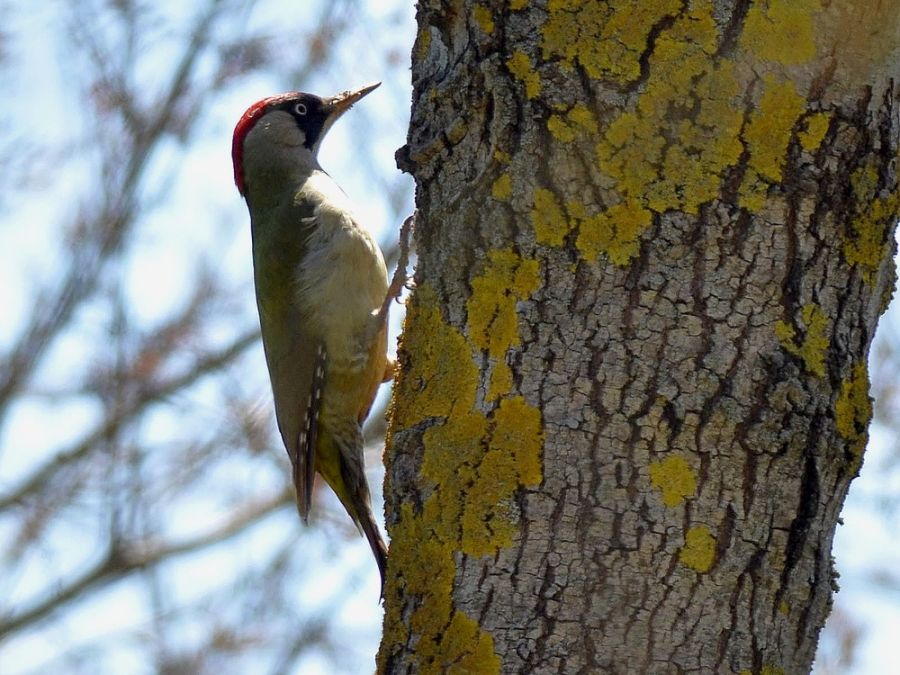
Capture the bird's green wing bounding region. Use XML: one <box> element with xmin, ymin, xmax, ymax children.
<box><xmin>251</xmin><ymin>200</ymin><xmax>322</xmax><ymax>521</ymax></box>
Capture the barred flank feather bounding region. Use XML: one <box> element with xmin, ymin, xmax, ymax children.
<box><xmin>294</xmin><ymin>343</ymin><xmax>326</xmax><ymax>523</ymax></box>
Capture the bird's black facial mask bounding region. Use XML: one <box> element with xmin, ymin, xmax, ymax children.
<box><xmin>282</xmin><ymin>95</ymin><xmax>331</xmax><ymax>152</ymax></box>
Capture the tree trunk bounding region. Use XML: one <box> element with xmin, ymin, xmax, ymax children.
<box><xmin>379</xmin><ymin>2</ymin><xmax>900</xmax><ymax>673</ymax></box>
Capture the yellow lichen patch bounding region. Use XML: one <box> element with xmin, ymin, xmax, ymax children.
<box><xmin>378</xmin><ymin>505</ymin><xmax>500</xmax><ymax>675</ymax></box>
<box><xmin>775</xmin><ymin>303</ymin><xmax>829</xmax><ymax>377</ymax></box>
<box><xmin>738</xmin><ymin>178</ymin><xmax>769</xmax><ymax>214</ymax></box>
<box><xmin>486</xmin><ymin>360</ymin><xmax>513</xmax><ymax>403</ymax></box>
<box><xmin>491</xmin><ymin>173</ymin><xmax>512</xmax><ymax>202</ymax></box>
<box><xmin>461</xmin><ymin>444</ymin><xmax>520</xmax><ymax>554</ymax></box>
<box><xmin>531</xmin><ymin>188</ymin><xmax>570</xmax><ymax>247</ymax></box>
<box><xmin>595</xmin><ymin>4</ymin><xmax>745</xmax><ymax>216</ymax></box>
<box><xmin>576</xmin><ymin>199</ymin><xmax>652</xmax><ymax>266</ymax></box>
<box><xmin>422</xmin><ymin>412</ymin><xmax>489</xmax><ymax>509</ymax></box>
<box><xmin>548</xmin><ymin>114</ymin><xmax>576</xmax><ymax>143</ymax></box>
<box><xmin>416</xmin><ymin>26</ymin><xmax>432</xmax><ymax>62</ymax></box>
<box><xmin>419</xmin><ymin>395</ymin><xmax>542</xmax><ymax>561</ymax></box>
<box><xmin>404</xmin><ymin>276</ymin><xmax>543</xmax><ymax>559</ymax></box>
<box><xmin>509</xmin><ymin>0</ymin><xmax>528</xmax><ymax>10</ymax></box>
<box><xmin>568</xmin><ymin>104</ymin><xmax>599</xmax><ymax>134</ymax></box>
<box><xmin>507</xmin><ymin>50</ymin><xmax>541</xmax><ymax>99</ymax></box>
<box><xmin>391</xmin><ymin>285</ymin><xmax>478</xmax><ymax>429</ymax></box>
<box><xmin>385</xmin><ymin>503</ymin><xmax>454</xmax><ymax>632</ymax></box>
<box><xmin>464</xmin><ymin>397</ymin><xmax>543</xmax><ymax>555</ymax></box>
<box><xmin>382</xmin><ymin>281</ymin><xmax>545</xmax><ymax>673</ymax></box>
<box><xmin>743</xmin><ymin>76</ymin><xmax>807</xmax><ymax>179</ymax></box>
<box><xmin>472</xmin><ymin>5</ymin><xmax>494</xmax><ymax>35</ymax></box>
<box><xmin>680</xmin><ymin>525</ymin><xmax>716</xmax><ymax>573</ymax></box>
<box><xmin>421</xmin><ymin>411</ymin><xmax>489</xmax><ymax>557</ymax></box>
<box><xmin>377</xmin><ymin>504</ymin><xmax>456</xmax><ymax>671</ymax></box>
<box><xmin>740</xmin><ymin>0</ymin><xmax>820</xmax><ymax>65</ymax></box>
<box><xmin>851</xmin><ymin>163</ymin><xmax>879</xmax><ymax>203</ymax></box>
<box><xmin>541</xmin><ymin>0</ymin><xmax>681</xmax><ymax>84</ymax></box>
<box><xmin>844</xmin><ymin>165</ymin><xmax>900</xmax><ymax>285</ymax></box>
<box><xmin>467</xmin><ymin>249</ymin><xmax>541</xmax><ymax>358</ymax></box>
<box><xmin>739</xmin><ymin>75</ymin><xmax>807</xmax><ymax>213</ymax></box>
<box><xmin>491</xmin><ymin>396</ymin><xmax>544</xmax><ymax>487</ymax></box>
<box><xmin>740</xmin><ymin>667</ymin><xmax>786</xmax><ymax>675</ymax></box>
<box><xmin>548</xmin><ymin>103</ymin><xmax>599</xmax><ymax>144</ymax></box>
<box><xmin>773</xmin><ymin>321</ymin><xmax>795</xmax><ymax>348</ymax></box>
<box><xmin>439</xmin><ymin>612</ymin><xmax>502</xmax><ymax>674</ymax></box>
<box><xmin>835</xmin><ymin>362</ymin><xmax>872</xmax><ymax>463</ymax></box>
<box><xmin>798</xmin><ymin>112</ymin><xmax>831</xmax><ymax>152</ymax></box>
<box><xmin>648</xmin><ymin>455</ymin><xmax>697</xmax><ymax>507</ymax></box>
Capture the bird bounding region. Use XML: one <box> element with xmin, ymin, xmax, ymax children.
<box><xmin>231</xmin><ymin>83</ymin><xmax>391</xmax><ymax>588</ymax></box>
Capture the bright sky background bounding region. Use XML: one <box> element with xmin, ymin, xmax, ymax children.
<box><xmin>0</xmin><ymin>2</ymin><xmax>898</xmax><ymax>674</ymax></box>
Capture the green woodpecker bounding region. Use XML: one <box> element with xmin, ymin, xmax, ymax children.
<box><xmin>231</xmin><ymin>83</ymin><xmax>390</xmax><ymax>587</ymax></box>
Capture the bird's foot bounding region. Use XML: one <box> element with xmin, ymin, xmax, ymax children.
<box><xmin>376</xmin><ymin>212</ymin><xmax>415</xmax><ymax>325</ymax></box>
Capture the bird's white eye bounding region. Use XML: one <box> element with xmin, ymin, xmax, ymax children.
<box><xmin>293</xmin><ymin>102</ymin><xmax>307</xmax><ymax>116</ymax></box>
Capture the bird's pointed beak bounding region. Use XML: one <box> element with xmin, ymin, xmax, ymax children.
<box><xmin>308</xmin><ymin>83</ymin><xmax>381</xmax><ymax>157</ymax></box>
<box><xmin>325</xmin><ymin>82</ymin><xmax>381</xmax><ymax>120</ymax></box>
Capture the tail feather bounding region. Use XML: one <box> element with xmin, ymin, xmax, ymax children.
<box><xmin>359</xmin><ymin>504</ymin><xmax>388</xmax><ymax>594</ymax></box>
<box><xmin>334</xmin><ymin>428</ymin><xmax>389</xmax><ymax>595</ymax></box>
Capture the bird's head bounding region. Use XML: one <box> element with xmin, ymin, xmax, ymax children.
<box><xmin>231</xmin><ymin>82</ymin><xmax>380</xmax><ymax>197</ymax></box>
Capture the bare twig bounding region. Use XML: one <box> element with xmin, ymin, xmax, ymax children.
<box><xmin>0</xmin><ymin>329</ymin><xmax>258</xmax><ymax>510</ymax></box>
<box><xmin>0</xmin><ymin>0</ymin><xmax>229</xmax><ymax>427</ymax></box>
<box><xmin>0</xmin><ymin>488</ymin><xmax>293</xmax><ymax>640</ymax></box>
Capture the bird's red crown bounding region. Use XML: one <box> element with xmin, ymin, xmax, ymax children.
<box><xmin>231</xmin><ymin>93</ymin><xmax>297</xmax><ymax>196</ymax></box>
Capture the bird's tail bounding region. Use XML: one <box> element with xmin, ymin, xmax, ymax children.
<box><xmin>341</xmin><ymin>460</ymin><xmax>388</xmax><ymax>595</ymax></box>
<box><xmin>357</xmin><ymin>501</ymin><xmax>388</xmax><ymax>594</ymax></box>
<box><xmin>317</xmin><ymin>426</ymin><xmax>389</xmax><ymax>594</ymax></box>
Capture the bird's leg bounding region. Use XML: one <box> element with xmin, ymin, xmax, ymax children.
<box><xmin>375</xmin><ymin>212</ymin><xmax>414</xmax><ymax>383</ymax></box>
<box><xmin>375</xmin><ymin>212</ymin><xmax>415</xmax><ymax>327</ymax></box>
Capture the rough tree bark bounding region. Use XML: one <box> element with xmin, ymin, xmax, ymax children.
<box><xmin>379</xmin><ymin>2</ymin><xmax>900</xmax><ymax>674</ymax></box>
